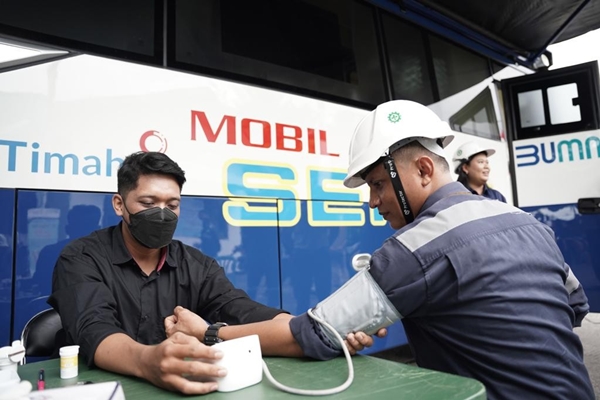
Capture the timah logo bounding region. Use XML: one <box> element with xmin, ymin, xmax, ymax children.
<box><xmin>515</xmin><ymin>135</ymin><xmax>600</xmax><ymax>167</ymax></box>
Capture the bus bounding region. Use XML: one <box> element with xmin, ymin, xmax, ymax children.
<box><xmin>0</xmin><ymin>0</ymin><xmax>598</xmax><ymax>357</ymax></box>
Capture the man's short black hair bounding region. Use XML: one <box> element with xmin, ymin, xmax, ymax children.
<box><xmin>393</xmin><ymin>141</ymin><xmax>449</xmax><ymax>172</ymax></box>
<box><xmin>117</xmin><ymin>151</ymin><xmax>186</xmax><ymax>197</ymax></box>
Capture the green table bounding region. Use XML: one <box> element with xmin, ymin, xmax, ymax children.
<box><xmin>19</xmin><ymin>356</ymin><xmax>486</xmax><ymax>399</ymax></box>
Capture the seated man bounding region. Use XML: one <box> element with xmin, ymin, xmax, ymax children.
<box><xmin>49</xmin><ymin>151</ymin><xmax>381</xmax><ymax>395</ymax></box>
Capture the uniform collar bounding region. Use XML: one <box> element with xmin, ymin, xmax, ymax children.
<box><xmin>420</xmin><ymin>182</ymin><xmax>472</xmax><ymax>214</ymax></box>
<box><xmin>465</xmin><ymin>183</ymin><xmax>489</xmax><ymax>196</ymax></box>
<box><xmin>110</xmin><ymin>222</ymin><xmax>178</xmax><ymax>268</ymax></box>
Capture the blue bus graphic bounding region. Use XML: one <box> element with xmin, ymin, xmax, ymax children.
<box><xmin>515</xmin><ymin>135</ymin><xmax>600</xmax><ymax>167</ymax></box>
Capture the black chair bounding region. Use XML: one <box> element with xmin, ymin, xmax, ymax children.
<box><xmin>20</xmin><ymin>308</ymin><xmax>62</xmax><ymax>364</ymax></box>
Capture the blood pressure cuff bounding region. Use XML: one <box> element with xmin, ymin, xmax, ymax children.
<box><xmin>290</xmin><ymin>267</ymin><xmax>402</xmax><ymax>359</ymax></box>
<box><xmin>296</xmin><ymin>268</ymin><xmax>401</xmax><ymax>350</ymax></box>
<box><xmin>311</xmin><ymin>268</ymin><xmax>401</xmax><ymax>350</ymax></box>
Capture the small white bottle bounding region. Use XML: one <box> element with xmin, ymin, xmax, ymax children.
<box><xmin>59</xmin><ymin>345</ymin><xmax>80</xmax><ymax>379</ymax></box>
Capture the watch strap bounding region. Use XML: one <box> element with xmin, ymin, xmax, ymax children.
<box><xmin>204</xmin><ymin>322</ymin><xmax>228</xmax><ymax>346</ymax></box>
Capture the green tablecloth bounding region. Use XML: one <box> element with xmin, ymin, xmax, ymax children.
<box><xmin>19</xmin><ymin>355</ymin><xmax>486</xmax><ymax>399</ymax></box>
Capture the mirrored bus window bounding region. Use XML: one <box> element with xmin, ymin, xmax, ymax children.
<box><xmin>172</xmin><ymin>0</ymin><xmax>385</xmax><ymax>106</ymax></box>
<box><xmin>449</xmin><ymin>87</ymin><xmax>501</xmax><ymax>140</ymax></box>
<box><xmin>430</xmin><ymin>35</ymin><xmax>490</xmax><ymax>101</ymax></box>
<box><xmin>0</xmin><ymin>0</ymin><xmax>156</xmax><ymax>57</ymax></box>
<box><xmin>382</xmin><ymin>13</ymin><xmax>435</xmax><ymax>105</ymax></box>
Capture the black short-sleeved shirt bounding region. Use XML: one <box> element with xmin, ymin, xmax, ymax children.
<box><xmin>48</xmin><ymin>223</ymin><xmax>285</xmax><ymax>366</ymax></box>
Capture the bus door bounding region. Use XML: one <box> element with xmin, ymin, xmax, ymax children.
<box><xmin>502</xmin><ymin>61</ymin><xmax>600</xmax><ymax>311</ymax></box>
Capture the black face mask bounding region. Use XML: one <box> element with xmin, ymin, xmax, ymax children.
<box><xmin>125</xmin><ymin>206</ymin><xmax>178</xmax><ymax>249</ymax></box>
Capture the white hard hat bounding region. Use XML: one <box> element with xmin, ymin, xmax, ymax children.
<box><xmin>344</xmin><ymin>100</ymin><xmax>454</xmax><ymax>188</ymax></box>
<box><xmin>451</xmin><ymin>142</ymin><xmax>496</xmax><ymax>174</ymax></box>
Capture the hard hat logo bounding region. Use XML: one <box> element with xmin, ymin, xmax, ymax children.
<box><xmin>388</xmin><ymin>112</ymin><xmax>401</xmax><ymax>123</ymax></box>
<box><xmin>456</xmin><ymin>149</ymin><xmax>463</xmax><ymax>157</ymax></box>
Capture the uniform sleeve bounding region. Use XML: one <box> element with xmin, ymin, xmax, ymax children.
<box><xmin>288</xmin><ymin>313</ymin><xmax>340</xmax><ymax>360</ymax></box>
<box><xmin>564</xmin><ymin>262</ymin><xmax>589</xmax><ymax>327</ymax></box>
<box><xmin>499</xmin><ymin>192</ymin><xmax>507</xmax><ymax>203</ymax></box>
<box><xmin>48</xmin><ymin>249</ymin><xmax>126</xmax><ymax>367</ymax></box>
<box><xmin>369</xmin><ymin>238</ymin><xmax>427</xmax><ymax>317</ymax></box>
<box><xmin>539</xmin><ymin>224</ymin><xmax>589</xmax><ymax>327</ymax></box>
<box><xmin>194</xmin><ymin>256</ymin><xmax>286</xmax><ymax>324</ymax></box>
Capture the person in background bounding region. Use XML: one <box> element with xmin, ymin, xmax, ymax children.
<box><xmin>49</xmin><ymin>151</ymin><xmax>381</xmax><ymax>395</ymax></box>
<box><xmin>288</xmin><ymin>100</ymin><xmax>594</xmax><ymax>400</ymax></box>
<box><xmin>34</xmin><ymin>205</ymin><xmax>101</xmax><ymax>296</ymax></box>
<box><xmin>452</xmin><ymin>141</ymin><xmax>506</xmax><ymax>202</ymax></box>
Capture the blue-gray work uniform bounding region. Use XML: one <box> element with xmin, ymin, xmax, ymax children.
<box><xmin>290</xmin><ymin>182</ymin><xmax>594</xmax><ymax>400</ymax></box>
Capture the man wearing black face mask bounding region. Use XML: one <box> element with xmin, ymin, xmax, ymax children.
<box><xmin>49</xmin><ymin>151</ymin><xmax>380</xmax><ymax>395</ymax></box>
<box><xmin>123</xmin><ymin>202</ymin><xmax>179</xmax><ymax>249</ymax></box>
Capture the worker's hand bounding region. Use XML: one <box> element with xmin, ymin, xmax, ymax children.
<box><xmin>165</xmin><ymin>306</ymin><xmax>209</xmax><ymax>341</ymax></box>
<box><xmin>344</xmin><ymin>328</ymin><xmax>388</xmax><ymax>355</ymax></box>
<box><xmin>139</xmin><ymin>332</ymin><xmax>226</xmax><ymax>395</ymax></box>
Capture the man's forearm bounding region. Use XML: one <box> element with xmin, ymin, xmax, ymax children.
<box><xmin>94</xmin><ymin>333</ymin><xmax>149</xmax><ymax>378</ymax></box>
<box><xmin>218</xmin><ymin>315</ymin><xmax>303</xmax><ymax>357</ymax></box>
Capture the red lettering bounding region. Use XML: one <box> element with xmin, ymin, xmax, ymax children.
<box><xmin>276</xmin><ymin>123</ymin><xmax>302</xmax><ymax>152</ymax></box>
<box><xmin>191</xmin><ymin>111</ymin><xmax>236</xmax><ymax>144</ymax></box>
<box><xmin>319</xmin><ymin>130</ymin><xmax>339</xmax><ymax>157</ymax></box>
<box><xmin>189</xmin><ymin>111</ymin><xmax>339</xmax><ymax>157</ymax></box>
<box><xmin>241</xmin><ymin>119</ymin><xmax>271</xmax><ymax>148</ymax></box>
<box><xmin>307</xmin><ymin>128</ymin><xmax>316</xmax><ymax>154</ymax></box>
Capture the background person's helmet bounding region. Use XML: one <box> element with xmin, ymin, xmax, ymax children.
<box><xmin>451</xmin><ymin>142</ymin><xmax>496</xmax><ymax>174</ymax></box>
<box><xmin>344</xmin><ymin>100</ymin><xmax>454</xmax><ymax>188</ymax></box>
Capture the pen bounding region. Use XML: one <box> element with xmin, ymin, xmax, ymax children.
<box><xmin>108</xmin><ymin>382</ymin><xmax>121</xmax><ymax>400</ymax></box>
<box><xmin>37</xmin><ymin>369</ymin><xmax>45</xmax><ymax>391</ymax></box>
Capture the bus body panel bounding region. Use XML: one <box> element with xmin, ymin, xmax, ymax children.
<box><xmin>0</xmin><ymin>54</ymin><xmax>511</xmax><ymax>351</ymax></box>
<box><xmin>504</xmin><ymin>62</ymin><xmax>600</xmax><ymax>312</ymax></box>
<box><xmin>522</xmin><ymin>204</ymin><xmax>600</xmax><ymax>312</ymax></box>
<box><xmin>513</xmin><ymin>131</ymin><xmax>600</xmax><ymax>311</ymax></box>
<box><xmin>0</xmin><ymin>189</ymin><xmax>15</xmax><ymax>347</ymax></box>
<box><xmin>513</xmin><ymin>131</ymin><xmax>600</xmax><ymax>208</ymax></box>
<box><xmin>8</xmin><ymin>189</ymin><xmax>404</xmax><ymax>355</ymax></box>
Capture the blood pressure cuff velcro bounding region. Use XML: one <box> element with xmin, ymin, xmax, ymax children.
<box><xmin>311</xmin><ymin>268</ymin><xmax>402</xmax><ymax>349</ymax></box>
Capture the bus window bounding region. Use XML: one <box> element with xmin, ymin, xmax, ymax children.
<box><xmin>449</xmin><ymin>87</ymin><xmax>501</xmax><ymax>141</ymax></box>
<box><xmin>172</xmin><ymin>0</ymin><xmax>385</xmax><ymax>106</ymax></box>
<box><xmin>429</xmin><ymin>35</ymin><xmax>491</xmax><ymax>101</ymax></box>
<box><xmin>503</xmin><ymin>61</ymin><xmax>600</xmax><ymax>140</ymax></box>
<box><xmin>381</xmin><ymin>12</ymin><xmax>435</xmax><ymax>105</ymax></box>
<box><xmin>0</xmin><ymin>0</ymin><xmax>157</xmax><ymax>59</ymax></box>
